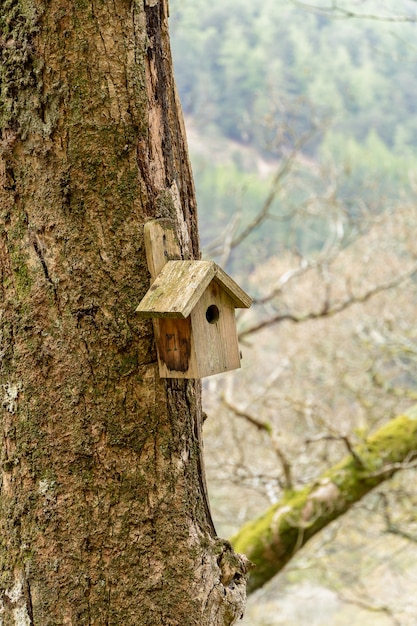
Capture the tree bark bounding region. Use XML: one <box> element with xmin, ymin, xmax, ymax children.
<box><xmin>231</xmin><ymin>406</ymin><xmax>417</xmax><ymax>594</ymax></box>
<box><xmin>0</xmin><ymin>1</ymin><xmax>248</xmax><ymax>624</ymax></box>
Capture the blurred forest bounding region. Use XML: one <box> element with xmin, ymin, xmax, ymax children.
<box><xmin>169</xmin><ymin>1</ymin><xmax>417</xmax><ymax>624</ymax></box>
<box><xmin>170</xmin><ymin>0</ymin><xmax>417</xmax><ymax>272</ymax></box>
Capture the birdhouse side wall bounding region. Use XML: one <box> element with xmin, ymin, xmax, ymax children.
<box><xmin>191</xmin><ymin>282</ymin><xmax>241</xmax><ymax>378</ymax></box>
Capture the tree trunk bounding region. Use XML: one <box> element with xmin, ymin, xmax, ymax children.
<box><xmin>231</xmin><ymin>406</ymin><xmax>417</xmax><ymax>594</ymax></box>
<box><xmin>0</xmin><ymin>1</ymin><xmax>248</xmax><ymax>624</ymax></box>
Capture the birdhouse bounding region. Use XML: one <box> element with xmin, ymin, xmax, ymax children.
<box><xmin>136</xmin><ymin>219</ymin><xmax>252</xmax><ymax>379</ymax></box>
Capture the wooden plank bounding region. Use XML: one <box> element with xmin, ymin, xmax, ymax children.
<box><xmin>136</xmin><ymin>260</ymin><xmax>252</xmax><ymax>317</ymax></box>
<box><xmin>136</xmin><ymin>261</ymin><xmax>216</xmax><ymax>318</ymax></box>
<box><xmin>155</xmin><ymin>316</ymin><xmax>199</xmax><ymax>378</ymax></box>
<box><xmin>214</xmin><ymin>265</ymin><xmax>252</xmax><ymax>309</ymax></box>
<box><xmin>143</xmin><ymin>218</ymin><xmax>181</xmax><ymax>281</ymax></box>
<box><xmin>142</xmin><ymin>219</ymin><xmax>186</xmax><ymax>377</ymax></box>
<box><xmin>191</xmin><ymin>283</ymin><xmax>241</xmax><ymax>377</ymax></box>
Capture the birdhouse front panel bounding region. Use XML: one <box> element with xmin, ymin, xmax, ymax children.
<box><xmin>191</xmin><ymin>280</ymin><xmax>241</xmax><ymax>378</ymax></box>
<box><xmin>151</xmin><ymin>280</ymin><xmax>242</xmax><ymax>379</ymax></box>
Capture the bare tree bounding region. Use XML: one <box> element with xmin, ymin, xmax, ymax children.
<box><xmin>202</xmin><ymin>127</ymin><xmax>417</xmax><ymax>620</ymax></box>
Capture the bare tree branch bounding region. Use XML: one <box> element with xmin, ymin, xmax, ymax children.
<box><xmin>336</xmin><ymin>589</ymin><xmax>402</xmax><ymax>626</ymax></box>
<box><xmin>306</xmin><ymin>433</ymin><xmax>366</xmax><ymax>468</ymax></box>
<box><xmin>253</xmin><ymin>259</ymin><xmax>311</xmax><ymax>305</ymax></box>
<box><xmin>380</xmin><ymin>491</ymin><xmax>417</xmax><ymax>544</ymax></box>
<box><xmin>227</xmin><ymin>128</ymin><xmax>320</xmax><ymax>251</ymax></box>
<box><xmin>289</xmin><ymin>0</ymin><xmax>417</xmax><ymax>22</ymax></box>
<box><xmin>222</xmin><ymin>396</ymin><xmax>293</xmax><ymax>491</ymax></box>
<box><xmin>239</xmin><ymin>263</ymin><xmax>417</xmax><ymax>339</ymax></box>
<box><xmin>204</xmin><ymin>212</ymin><xmax>241</xmax><ymax>260</ymax></box>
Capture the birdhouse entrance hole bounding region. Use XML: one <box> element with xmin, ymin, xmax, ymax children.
<box><xmin>206</xmin><ymin>304</ymin><xmax>219</xmax><ymax>324</ymax></box>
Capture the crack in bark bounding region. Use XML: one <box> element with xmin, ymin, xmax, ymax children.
<box><xmin>32</xmin><ymin>237</ymin><xmax>58</xmax><ymax>304</ymax></box>
<box><xmin>80</xmin><ymin>338</ymin><xmax>97</xmax><ymax>382</ymax></box>
<box><xmin>32</xmin><ymin>238</ymin><xmax>50</xmax><ymax>281</ymax></box>
<box><xmin>190</xmin><ymin>382</ymin><xmax>217</xmax><ymax>536</ymax></box>
<box><xmin>144</xmin><ymin>0</ymin><xmax>173</xmax><ymax>187</ymax></box>
<box><xmin>23</xmin><ymin>576</ymin><xmax>34</xmax><ymax>625</ymax></box>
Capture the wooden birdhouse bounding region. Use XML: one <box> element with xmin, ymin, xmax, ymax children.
<box><xmin>136</xmin><ymin>219</ymin><xmax>252</xmax><ymax>379</ymax></box>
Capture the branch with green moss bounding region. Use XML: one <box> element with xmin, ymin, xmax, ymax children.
<box><xmin>230</xmin><ymin>406</ymin><xmax>417</xmax><ymax>594</ymax></box>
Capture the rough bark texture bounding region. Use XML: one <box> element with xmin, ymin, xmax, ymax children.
<box><xmin>231</xmin><ymin>406</ymin><xmax>417</xmax><ymax>594</ymax></box>
<box><xmin>0</xmin><ymin>1</ymin><xmax>248</xmax><ymax>624</ymax></box>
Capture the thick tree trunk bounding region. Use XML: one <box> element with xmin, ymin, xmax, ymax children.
<box><xmin>231</xmin><ymin>406</ymin><xmax>417</xmax><ymax>594</ymax></box>
<box><xmin>0</xmin><ymin>1</ymin><xmax>248</xmax><ymax>624</ymax></box>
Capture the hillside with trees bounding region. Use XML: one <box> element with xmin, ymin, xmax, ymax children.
<box><xmin>170</xmin><ymin>0</ymin><xmax>417</xmax><ymax>271</ymax></box>
<box><xmin>170</xmin><ymin>0</ymin><xmax>417</xmax><ymax>157</ymax></box>
<box><xmin>169</xmin><ymin>1</ymin><xmax>417</xmax><ymax>624</ymax></box>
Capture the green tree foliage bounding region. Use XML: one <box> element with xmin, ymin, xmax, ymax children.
<box><xmin>169</xmin><ymin>0</ymin><xmax>417</xmax><ymax>274</ymax></box>
<box><xmin>170</xmin><ymin>0</ymin><xmax>417</xmax><ymax>155</ymax></box>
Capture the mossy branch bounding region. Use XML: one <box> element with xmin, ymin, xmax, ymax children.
<box><xmin>230</xmin><ymin>406</ymin><xmax>417</xmax><ymax>594</ymax></box>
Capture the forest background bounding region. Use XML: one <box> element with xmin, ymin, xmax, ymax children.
<box><xmin>169</xmin><ymin>1</ymin><xmax>417</xmax><ymax>625</ymax></box>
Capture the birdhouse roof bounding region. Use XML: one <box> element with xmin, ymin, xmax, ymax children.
<box><xmin>136</xmin><ymin>260</ymin><xmax>252</xmax><ymax>319</ymax></box>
